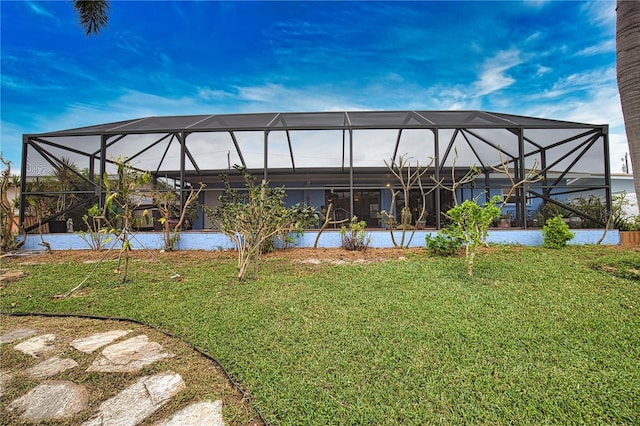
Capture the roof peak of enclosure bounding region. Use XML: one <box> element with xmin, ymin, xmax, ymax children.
<box><xmin>32</xmin><ymin>110</ymin><xmax>606</xmax><ymax>137</ymax></box>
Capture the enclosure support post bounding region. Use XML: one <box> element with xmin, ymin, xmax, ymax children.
<box><xmin>341</xmin><ymin>130</ymin><xmax>346</xmax><ymax>174</ymax></box>
<box><xmin>179</xmin><ymin>132</ymin><xmax>187</xmax><ymax>211</ymax></box>
<box><xmin>88</xmin><ymin>155</ymin><xmax>95</xmax><ymax>184</ymax></box>
<box><xmin>602</xmin><ymin>126</ymin><xmax>612</xmax><ymax>219</ymax></box>
<box><xmin>433</xmin><ymin>129</ymin><xmax>441</xmax><ymax>229</ymax></box>
<box><xmin>99</xmin><ymin>135</ymin><xmax>107</xmax><ymax>208</ymax></box>
<box><xmin>349</xmin><ymin>128</ymin><xmax>354</xmax><ymax>220</ymax></box>
<box><xmin>264</xmin><ymin>131</ymin><xmax>269</xmax><ymax>182</ymax></box>
<box><xmin>540</xmin><ymin>149</ymin><xmax>548</xmax><ymax>225</ymax></box>
<box><xmin>19</xmin><ymin>136</ymin><xmax>28</xmax><ymax>225</ymax></box>
<box><xmin>517</xmin><ymin>128</ymin><xmax>526</xmax><ymax>229</ymax></box>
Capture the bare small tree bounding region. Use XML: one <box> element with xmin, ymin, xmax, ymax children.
<box><xmin>313</xmin><ymin>202</ymin><xmax>349</xmax><ymax>248</ymax></box>
<box><xmin>205</xmin><ymin>166</ymin><xmax>316</xmax><ymax>281</ymax></box>
<box><xmin>101</xmin><ymin>158</ymin><xmax>152</xmax><ymax>282</ymax></box>
<box><xmin>0</xmin><ymin>157</ymin><xmax>24</xmax><ymax>253</ymax></box>
<box><xmin>431</xmin><ymin>151</ymin><xmax>481</xmax><ymax>207</ymax></box>
<box><xmin>489</xmin><ymin>151</ymin><xmax>542</xmax><ymax>211</ymax></box>
<box><xmin>153</xmin><ymin>183</ymin><xmax>205</xmax><ymax>251</ymax></box>
<box><xmin>380</xmin><ymin>155</ymin><xmax>434</xmax><ymax>248</ymax></box>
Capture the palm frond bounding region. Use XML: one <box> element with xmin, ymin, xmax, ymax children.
<box><xmin>73</xmin><ymin>0</ymin><xmax>110</xmax><ymax>36</ymax></box>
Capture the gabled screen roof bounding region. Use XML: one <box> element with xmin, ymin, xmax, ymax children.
<box><xmin>23</xmin><ymin>109</ymin><xmax>608</xmax><ymax>182</ymax></box>
<box><xmin>36</xmin><ymin>110</ymin><xmax>604</xmax><ymax>137</ymax></box>
<box><xmin>19</xmin><ymin>110</ymin><xmax>612</xmax><ymax>230</ymax></box>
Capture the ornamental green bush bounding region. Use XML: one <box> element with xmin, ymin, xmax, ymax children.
<box><xmin>442</xmin><ymin>196</ymin><xmax>502</xmax><ymax>276</ymax></box>
<box><xmin>542</xmin><ymin>215</ymin><xmax>575</xmax><ymax>249</ymax></box>
<box><xmin>340</xmin><ymin>217</ymin><xmax>371</xmax><ymax>251</ymax></box>
<box><xmin>425</xmin><ymin>233</ymin><xmax>462</xmax><ymax>256</ymax></box>
<box><xmin>204</xmin><ymin>165</ymin><xmax>317</xmax><ymax>281</ymax></box>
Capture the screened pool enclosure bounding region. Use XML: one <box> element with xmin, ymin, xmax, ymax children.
<box><xmin>20</xmin><ymin>110</ymin><xmax>611</xmax><ymax>232</ymax></box>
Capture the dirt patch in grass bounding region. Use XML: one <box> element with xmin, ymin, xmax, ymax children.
<box><xmin>3</xmin><ymin>247</ymin><xmax>424</xmax><ymax>266</ymax></box>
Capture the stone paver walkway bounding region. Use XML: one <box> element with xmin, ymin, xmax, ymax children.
<box><xmin>82</xmin><ymin>371</ymin><xmax>186</xmax><ymax>426</ymax></box>
<box><xmin>1</xmin><ymin>319</ymin><xmax>227</xmax><ymax>425</ymax></box>
<box><xmin>7</xmin><ymin>381</ymin><xmax>88</xmax><ymax>422</ymax></box>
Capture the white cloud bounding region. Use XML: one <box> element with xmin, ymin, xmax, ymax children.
<box><xmin>236</xmin><ymin>84</ymin><xmax>284</xmax><ymax>103</ymax></box>
<box><xmin>576</xmin><ymin>39</ymin><xmax>616</xmax><ymax>56</ymax></box>
<box><xmin>524</xmin><ymin>31</ymin><xmax>543</xmax><ymax>44</ymax></box>
<box><xmin>269</xmin><ymin>19</ymin><xmax>328</xmax><ymax>38</ymax></box>
<box><xmin>522</xmin><ymin>0</ymin><xmax>552</xmax><ymax>7</ymax></box>
<box><xmin>535</xmin><ymin>65</ymin><xmax>552</xmax><ymax>77</ymax></box>
<box><xmin>382</xmin><ymin>73</ymin><xmax>404</xmax><ymax>83</ymax></box>
<box><xmin>554</xmin><ymin>89</ymin><xmax>622</xmax><ymax>126</ymax></box>
<box><xmin>159</xmin><ymin>53</ymin><xmax>173</xmax><ymax>68</ymax></box>
<box><xmin>116</xmin><ymin>31</ymin><xmax>146</xmax><ymax>55</ymax></box>
<box><xmin>581</xmin><ymin>1</ymin><xmax>616</xmax><ymax>28</ymax></box>
<box><xmin>473</xmin><ymin>49</ymin><xmax>523</xmax><ymax>96</ymax></box>
<box><xmin>0</xmin><ymin>121</ymin><xmax>26</xmax><ymax>166</ymax></box>
<box><xmin>232</xmin><ymin>83</ymin><xmax>365</xmax><ymax>112</ymax></box>
<box><xmin>0</xmin><ymin>74</ymin><xmax>64</xmax><ymax>92</ymax></box>
<box><xmin>536</xmin><ymin>67</ymin><xmax>617</xmax><ymax>100</ymax></box>
<box><xmin>25</xmin><ymin>91</ymin><xmax>205</xmax><ymax>135</ymax></box>
<box><xmin>197</xmin><ymin>87</ymin><xmax>232</xmax><ymax>101</ymax></box>
<box><xmin>518</xmin><ymin>73</ymin><xmax>622</xmax><ymax>126</ymax></box>
<box><xmin>26</xmin><ymin>1</ymin><xmax>58</xmax><ymax>22</ymax></box>
<box><xmin>476</xmin><ymin>72</ymin><xmax>516</xmax><ymax>97</ymax></box>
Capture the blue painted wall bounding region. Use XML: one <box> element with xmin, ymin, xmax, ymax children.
<box><xmin>22</xmin><ymin>228</ymin><xmax>621</xmax><ymax>251</ymax></box>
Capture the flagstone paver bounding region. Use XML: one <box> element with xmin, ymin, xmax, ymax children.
<box><xmin>13</xmin><ymin>333</ymin><xmax>57</xmax><ymax>358</ymax></box>
<box><xmin>82</xmin><ymin>371</ymin><xmax>185</xmax><ymax>426</ymax></box>
<box><xmin>87</xmin><ymin>334</ymin><xmax>174</xmax><ymax>373</ymax></box>
<box><xmin>0</xmin><ymin>327</ymin><xmax>37</xmax><ymax>344</ymax></box>
<box><xmin>1</xmin><ymin>320</ymin><xmax>232</xmax><ymax>425</ymax></box>
<box><xmin>70</xmin><ymin>329</ymin><xmax>132</xmax><ymax>353</ymax></box>
<box><xmin>6</xmin><ymin>380</ymin><xmax>88</xmax><ymax>422</ymax></box>
<box><xmin>157</xmin><ymin>400</ymin><xmax>226</xmax><ymax>426</ymax></box>
<box><xmin>26</xmin><ymin>355</ymin><xmax>79</xmax><ymax>379</ymax></box>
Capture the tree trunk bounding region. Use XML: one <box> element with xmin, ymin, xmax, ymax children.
<box><xmin>617</xmin><ymin>0</ymin><xmax>640</xmax><ymax>201</ymax></box>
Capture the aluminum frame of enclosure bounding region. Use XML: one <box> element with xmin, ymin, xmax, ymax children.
<box><xmin>20</xmin><ymin>110</ymin><xmax>611</xmax><ymax>230</ymax></box>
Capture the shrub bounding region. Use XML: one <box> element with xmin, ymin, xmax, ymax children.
<box><xmin>204</xmin><ymin>166</ymin><xmax>317</xmax><ymax>281</ymax></box>
<box><xmin>619</xmin><ymin>215</ymin><xmax>640</xmax><ymax>231</ymax></box>
<box><xmin>77</xmin><ymin>203</ymin><xmax>110</xmax><ymax>251</ymax></box>
<box><xmin>542</xmin><ymin>215</ymin><xmax>575</xmax><ymax>249</ymax></box>
<box><xmin>611</xmin><ymin>192</ymin><xmax>640</xmax><ymax>231</ymax></box>
<box><xmin>340</xmin><ymin>217</ymin><xmax>371</xmax><ymax>251</ymax></box>
<box><xmin>442</xmin><ymin>196</ymin><xmax>502</xmax><ymax>276</ymax></box>
<box><xmin>425</xmin><ymin>233</ymin><xmax>462</xmax><ymax>256</ymax></box>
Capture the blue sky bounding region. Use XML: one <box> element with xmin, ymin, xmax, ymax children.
<box><xmin>0</xmin><ymin>0</ymin><xmax>630</xmax><ymax>173</ymax></box>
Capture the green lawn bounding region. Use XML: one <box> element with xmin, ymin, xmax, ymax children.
<box><xmin>2</xmin><ymin>246</ymin><xmax>639</xmax><ymax>425</ymax></box>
